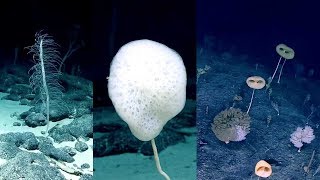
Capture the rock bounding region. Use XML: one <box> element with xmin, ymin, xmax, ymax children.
<box><xmin>0</xmin><ymin>142</ymin><xmax>22</xmax><ymax>159</ymax></box>
<box><xmin>93</xmin><ymin>136</ymin><xmax>112</xmax><ymax>157</ymax></box>
<box><xmin>0</xmin><ymin>151</ymin><xmax>65</xmax><ymax>180</ymax></box>
<box><xmin>60</xmin><ymin>146</ymin><xmax>77</xmax><ymax>156</ymax></box>
<box><xmin>93</xmin><ymin>127</ymin><xmax>142</xmax><ymax>157</ymax></box>
<box><xmin>80</xmin><ymin>174</ymin><xmax>93</xmax><ymax>180</ymax></box>
<box><xmin>13</xmin><ymin>122</ymin><xmax>21</xmax><ymax>126</ymax></box>
<box><xmin>1</xmin><ymin>93</ymin><xmax>20</xmax><ymax>101</ymax></box>
<box><xmin>50</xmin><ymin>114</ymin><xmax>93</xmax><ymax>143</ymax></box>
<box><xmin>75</xmin><ymin>141</ymin><xmax>88</xmax><ymax>152</ymax></box>
<box><xmin>80</xmin><ymin>163</ymin><xmax>90</xmax><ymax>169</ymax></box>
<box><xmin>23</xmin><ymin>101</ymin><xmax>70</xmax><ymax>125</ymax></box>
<box><xmin>0</xmin><ymin>132</ymin><xmax>39</xmax><ymax>150</ymax></box>
<box><xmin>68</xmin><ymin>114</ymin><xmax>93</xmax><ymax>138</ymax></box>
<box><xmin>20</xmin><ymin>98</ymin><xmax>30</xmax><ymax>105</ymax></box>
<box><xmin>25</xmin><ymin>94</ymin><xmax>36</xmax><ymax>100</ymax></box>
<box><xmin>60</xmin><ymin>74</ymin><xmax>93</xmax><ymax>98</ymax></box>
<box><xmin>10</xmin><ymin>84</ymin><xmax>32</xmax><ymax>96</ymax></box>
<box><xmin>25</xmin><ymin>112</ymin><xmax>46</xmax><ymax>127</ymax></box>
<box><xmin>38</xmin><ymin>137</ymin><xmax>75</xmax><ymax>163</ymax></box>
<box><xmin>48</xmin><ymin>101</ymin><xmax>70</xmax><ymax>122</ymax></box>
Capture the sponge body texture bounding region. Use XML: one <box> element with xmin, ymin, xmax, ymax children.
<box><xmin>108</xmin><ymin>39</ymin><xmax>187</xmax><ymax>141</ymax></box>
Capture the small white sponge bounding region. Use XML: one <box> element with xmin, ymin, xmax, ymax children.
<box><xmin>108</xmin><ymin>39</ymin><xmax>187</xmax><ymax>141</ymax></box>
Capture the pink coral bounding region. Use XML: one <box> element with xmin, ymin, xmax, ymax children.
<box><xmin>290</xmin><ymin>126</ymin><xmax>315</xmax><ymax>152</ymax></box>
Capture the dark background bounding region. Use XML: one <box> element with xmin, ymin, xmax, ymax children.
<box><xmin>0</xmin><ymin>0</ymin><xmax>196</xmax><ymax>107</ymax></box>
<box><xmin>196</xmin><ymin>0</ymin><xmax>320</xmax><ymax>78</ymax></box>
<box><xmin>197</xmin><ymin>0</ymin><xmax>320</xmax><ymax>75</ymax></box>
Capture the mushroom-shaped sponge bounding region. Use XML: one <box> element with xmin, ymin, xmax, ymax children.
<box><xmin>108</xmin><ymin>39</ymin><xmax>187</xmax><ymax>141</ymax></box>
<box><xmin>246</xmin><ymin>76</ymin><xmax>265</xmax><ymax>114</ymax></box>
<box><xmin>246</xmin><ymin>76</ymin><xmax>266</xmax><ymax>90</ymax></box>
<box><xmin>255</xmin><ymin>160</ymin><xmax>272</xmax><ymax>178</ymax></box>
<box><xmin>276</xmin><ymin>44</ymin><xmax>295</xmax><ymax>60</ymax></box>
<box><xmin>270</xmin><ymin>44</ymin><xmax>295</xmax><ymax>84</ymax></box>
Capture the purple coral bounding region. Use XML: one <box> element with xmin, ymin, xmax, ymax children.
<box><xmin>290</xmin><ymin>126</ymin><xmax>315</xmax><ymax>152</ymax></box>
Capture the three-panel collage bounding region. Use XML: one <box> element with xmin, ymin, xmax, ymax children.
<box><xmin>0</xmin><ymin>0</ymin><xmax>319</xmax><ymax>179</ymax></box>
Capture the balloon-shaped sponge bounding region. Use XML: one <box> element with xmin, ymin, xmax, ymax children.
<box><xmin>108</xmin><ymin>39</ymin><xmax>187</xmax><ymax>141</ymax></box>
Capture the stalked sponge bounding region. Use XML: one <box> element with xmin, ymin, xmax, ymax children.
<box><xmin>108</xmin><ymin>39</ymin><xmax>187</xmax><ymax>141</ymax></box>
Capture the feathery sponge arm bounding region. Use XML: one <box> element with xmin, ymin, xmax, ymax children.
<box><xmin>27</xmin><ymin>32</ymin><xmax>63</xmax><ymax>134</ymax></box>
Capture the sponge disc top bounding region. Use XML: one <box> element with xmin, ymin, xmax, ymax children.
<box><xmin>108</xmin><ymin>39</ymin><xmax>187</xmax><ymax>141</ymax></box>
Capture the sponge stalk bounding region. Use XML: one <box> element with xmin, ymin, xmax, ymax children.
<box><xmin>151</xmin><ymin>139</ymin><xmax>170</xmax><ymax>180</ymax></box>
